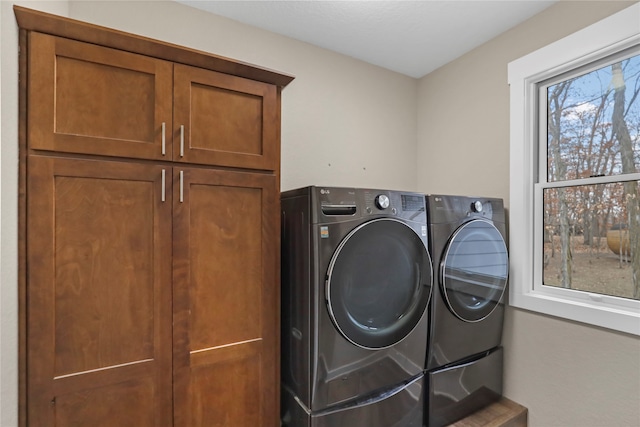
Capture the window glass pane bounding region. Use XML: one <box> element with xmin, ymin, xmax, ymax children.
<box><xmin>543</xmin><ymin>182</ymin><xmax>640</xmax><ymax>300</ymax></box>
<box><xmin>547</xmin><ymin>53</ymin><xmax>640</xmax><ymax>182</ymax></box>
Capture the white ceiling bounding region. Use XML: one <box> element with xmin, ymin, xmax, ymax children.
<box><xmin>176</xmin><ymin>0</ymin><xmax>557</xmax><ymax>78</ymax></box>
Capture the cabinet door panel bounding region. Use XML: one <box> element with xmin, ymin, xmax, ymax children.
<box><xmin>28</xmin><ymin>32</ymin><xmax>173</xmax><ymax>160</ymax></box>
<box><xmin>189</xmin><ymin>348</ymin><xmax>262</xmax><ymax>426</ymax></box>
<box><xmin>27</xmin><ymin>156</ymin><xmax>172</xmax><ymax>426</ymax></box>
<box><xmin>54</xmin><ymin>378</ymin><xmax>156</xmax><ymax>427</ymax></box>
<box><xmin>173</xmin><ymin>168</ymin><xmax>279</xmax><ymax>426</ymax></box>
<box><xmin>174</xmin><ymin>64</ymin><xmax>279</xmax><ymax>170</ymax></box>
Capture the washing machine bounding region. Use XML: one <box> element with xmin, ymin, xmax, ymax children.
<box><xmin>280</xmin><ymin>186</ymin><xmax>433</xmax><ymax>427</ymax></box>
<box><xmin>424</xmin><ymin>195</ymin><xmax>508</xmax><ymax>426</ymax></box>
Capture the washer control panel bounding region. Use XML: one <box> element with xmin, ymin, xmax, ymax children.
<box><xmin>363</xmin><ymin>190</ymin><xmax>425</xmax><ymax>219</ymax></box>
<box><xmin>312</xmin><ymin>186</ymin><xmax>426</xmax><ymax>222</ymax></box>
<box><xmin>364</xmin><ymin>191</ymin><xmax>395</xmax><ymax>214</ymax></box>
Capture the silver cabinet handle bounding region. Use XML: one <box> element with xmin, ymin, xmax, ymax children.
<box><xmin>161</xmin><ymin>169</ymin><xmax>166</xmax><ymax>202</ymax></box>
<box><xmin>161</xmin><ymin>122</ymin><xmax>166</xmax><ymax>156</ymax></box>
<box><xmin>180</xmin><ymin>125</ymin><xmax>185</xmax><ymax>157</ymax></box>
<box><xmin>179</xmin><ymin>170</ymin><xmax>184</xmax><ymax>203</ymax></box>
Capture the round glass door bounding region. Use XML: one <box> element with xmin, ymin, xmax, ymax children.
<box><xmin>441</xmin><ymin>219</ymin><xmax>508</xmax><ymax>322</ymax></box>
<box><xmin>326</xmin><ymin>218</ymin><xmax>432</xmax><ymax>349</ymax></box>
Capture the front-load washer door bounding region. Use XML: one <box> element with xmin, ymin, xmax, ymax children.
<box><xmin>440</xmin><ymin>219</ymin><xmax>508</xmax><ymax>322</ymax></box>
<box><xmin>326</xmin><ymin>218</ymin><xmax>432</xmax><ymax>349</ymax></box>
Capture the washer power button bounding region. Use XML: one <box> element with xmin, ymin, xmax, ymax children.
<box><xmin>375</xmin><ymin>194</ymin><xmax>390</xmax><ymax>210</ymax></box>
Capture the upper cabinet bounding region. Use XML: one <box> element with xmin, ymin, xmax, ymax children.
<box><xmin>28</xmin><ymin>32</ymin><xmax>173</xmax><ymax>162</ymax></box>
<box><xmin>174</xmin><ymin>64</ymin><xmax>279</xmax><ymax>170</ymax></box>
<box><xmin>28</xmin><ymin>31</ymin><xmax>284</xmax><ymax>170</ymax></box>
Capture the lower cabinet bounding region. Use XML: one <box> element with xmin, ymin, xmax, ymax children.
<box><xmin>172</xmin><ymin>167</ymin><xmax>279</xmax><ymax>426</ymax></box>
<box><xmin>26</xmin><ymin>156</ymin><xmax>279</xmax><ymax>426</ymax></box>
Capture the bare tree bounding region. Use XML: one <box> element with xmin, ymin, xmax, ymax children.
<box><xmin>611</xmin><ymin>62</ymin><xmax>640</xmax><ymax>299</ymax></box>
<box><xmin>548</xmin><ymin>81</ymin><xmax>573</xmax><ymax>287</ymax></box>
<box><xmin>544</xmin><ymin>57</ymin><xmax>639</xmax><ymax>298</ymax></box>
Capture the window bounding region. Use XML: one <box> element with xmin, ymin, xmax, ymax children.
<box><xmin>508</xmin><ymin>3</ymin><xmax>640</xmax><ymax>335</ymax></box>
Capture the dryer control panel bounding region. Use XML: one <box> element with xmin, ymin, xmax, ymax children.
<box><xmin>427</xmin><ymin>195</ymin><xmax>505</xmax><ymax>224</ymax></box>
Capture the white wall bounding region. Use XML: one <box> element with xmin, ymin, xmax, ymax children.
<box><xmin>69</xmin><ymin>0</ymin><xmax>419</xmax><ymax>193</ymax></box>
<box><xmin>0</xmin><ymin>1</ymin><xmax>417</xmax><ymax>424</ymax></box>
<box><xmin>417</xmin><ymin>1</ymin><xmax>640</xmax><ymax>426</ymax></box>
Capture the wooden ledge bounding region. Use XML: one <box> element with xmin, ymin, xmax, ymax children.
<box><xmin>450</xmin><ymin>397</ymin><xmax>528</xmax><ymax>427</ymax></box>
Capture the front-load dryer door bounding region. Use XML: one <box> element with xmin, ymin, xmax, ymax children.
<box><xmin>440</xmin><ymin>219</ymin><xmax>508</xmax><ymax>322</ymax></box>
<box><xmin>326</xmin><ymin>218</ymin><xmax>432</xmax><ymax>349</ymax></box>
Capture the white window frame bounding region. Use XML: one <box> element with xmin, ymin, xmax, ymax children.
<box><xmin>508</xmin><ymin>3</ymin><xmax>640</xmax><ymax>336</ymax></box>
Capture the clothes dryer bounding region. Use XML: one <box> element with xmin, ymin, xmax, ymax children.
<box><xmin>425</xmin><ymin>195</ymin><xmax>508</xmax><ymax>370</ymax></box>
<box><xmin>424</xmin><ymin>195</ymin><xmax>508</xmax><ymax>426</ymax></box>
<box><xmin>281</xmin><ymin>186</ymin><xmax>433</xmax><ymax>427</ymax></box>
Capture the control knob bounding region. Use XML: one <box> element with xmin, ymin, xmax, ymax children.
<box><xmin>471</xmin><ymin>200</ymin><xmax>483</xmax><ymax>213</ymax></box>
<box><xmin>375</xmin><ymin>194</ymin><xmax>390</xmax><ymax>210</ymax></box>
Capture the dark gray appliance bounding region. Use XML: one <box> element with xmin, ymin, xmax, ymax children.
<box><xmin>425</xmin><ymin>194</ymin><xmax>508</xmax><ymax>369</ymax></box>
<box><xmin>425</xmin><ymin>195</ymin><xmax>508</xmax><ymax>426</ymax></box>
<box><xmin>427</xmin><ymin>347</ymin><xmax>503</xmax><ymax>427</ymax></box>
<box><xmin>280</xmin><ymin>186</ymin><xmax>433</xmax><ymax>427</ymax></box>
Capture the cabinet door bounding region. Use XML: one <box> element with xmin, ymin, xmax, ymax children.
<box><xmin>27</xmin><ymin>156</ymin><xmax>173</xmax><ymax>426</ymax></box>
<box><xmin>28</xmin><ymin>32</ymin><xmax>173</xmax><ymax>160</ymax></box>
<box><xmin>173</xmin><ymin>64</ymin><xmax>280</xmax><ymax>170</ymax></box>
<box><xmin>172</xmin><ymin>167</ymin><xmax>279</xmax><ymax>426</ymax></box>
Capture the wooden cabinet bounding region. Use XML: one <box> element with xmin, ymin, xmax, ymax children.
<box><xmin>28</xmin><ymin>32</ymin><xmax>280</xmax><ymax>170</ymax></box>
<box><xmin>28</xmin><ymin>33</ymin><xmax>173</xmax><ymax>161</ymax></box>
<box><xmin>16</xmin><ymin>5</ymin><xmax>293</xmax><ymax>427</ymax></box>
<box><xmin>173</xmin><ymin>64</ymin><xmax>280</xmax><ymax>170</ymax></box>
<box><xmin>26</xmin><ymin>156</ymin><xmax>173</xmax><ymax>426</ymax></box>
<box><xmin>172</xmin><ymin>168</ymin><xmax>279</xmax><ymax>426</ymax></box>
